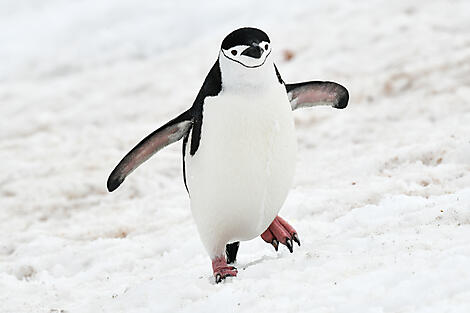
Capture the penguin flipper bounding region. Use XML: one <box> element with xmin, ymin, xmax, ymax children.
<box><xmin>107</xmin><ymin>109</ymin><xmax>193</xmax><ymax>192</ymax></box>
<box><xmin>286</xmin><ymin>81</ymin><xmax>349</xmax><ymax>110</ymax></box>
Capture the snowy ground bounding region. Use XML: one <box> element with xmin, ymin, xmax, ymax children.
<box><xmin>1</xmin><ymin>0</ymin><xmax>470</xmax><ymax>312</ymax></box>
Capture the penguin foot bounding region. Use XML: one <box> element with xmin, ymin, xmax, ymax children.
<box><xmin>261</xmin><ymin>216</ymin><xmax>300</xmax><ymax>253</ymax></box>
<box><xmin>212</xmin><ymin>256</ymin><xmax>238</xmax><ymax>283</ymax></box>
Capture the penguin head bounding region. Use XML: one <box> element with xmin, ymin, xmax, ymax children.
<box><xmin>220</xmin><ymin>27</ymin><xmax>271</xmax><ymax>69</ymax></box>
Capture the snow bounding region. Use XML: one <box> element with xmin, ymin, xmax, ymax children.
<box><xmin>1</xmin><ymin>0</ymin><xmax>470</xmax><ymax>312</ymax></box>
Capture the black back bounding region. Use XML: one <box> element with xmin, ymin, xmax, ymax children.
<box><xmin>189</xmin><ymin>59</ymin><xmax>222</xmax><ymax>155</ymax></box>
<box><xmin>182</xmin><ymin>59</ymin><xmax>222</xmax><ymax>192</ymax></box>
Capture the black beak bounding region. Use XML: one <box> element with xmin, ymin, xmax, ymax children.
<box><xmin>241</xmin><ymin>44</ymin><xmax>263</xmax><ymax>59</ymax></box>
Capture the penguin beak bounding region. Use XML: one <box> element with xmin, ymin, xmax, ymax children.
<box><xmin>241</xmin><ymin>44</ymin><xmax>263</xmax><ymax>59</ymax></box>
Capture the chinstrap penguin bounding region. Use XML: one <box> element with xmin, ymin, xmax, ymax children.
<box><xmin>107</xmin><ymin>27</ymin><xmax>349</xmax><ymax>283</ymax></box>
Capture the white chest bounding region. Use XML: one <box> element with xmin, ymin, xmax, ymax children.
<box><xmin>185</xmin><ymin>83</ymin><xmax>297</xmax><ymax>243</ymax></box>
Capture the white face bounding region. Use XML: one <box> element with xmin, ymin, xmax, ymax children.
<box><xmin>221</xmin><ymin>41</ymin><xmax>271</xmax><ymax>68</ymax></box>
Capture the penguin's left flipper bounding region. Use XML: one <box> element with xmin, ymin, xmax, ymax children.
<box><xmin>286</xmin><ymin>81</ymin><xmax>349</xmax><ymax>110</ymax></box>
<box><xmin>107</xmin><ymin>109</ymin><xmax>193</xmax><ymax>192</ymax></box>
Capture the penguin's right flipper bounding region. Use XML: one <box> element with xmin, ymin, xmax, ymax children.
<box><xmin>286</xmin><ymin>81</ymin><xmax>349</xmax><ymax>110</ymax></box>
<box><xmin>107</xmin><ymin>109</ymin><xmax>193</xmax><ymax>192</ymax></box>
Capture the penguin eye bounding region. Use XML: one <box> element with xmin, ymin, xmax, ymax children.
<box><xmin>231</xmin><ymin>50</ymin><xmax>237</xmax><ymax>56</ymax></box>
<box><xmin>264</xmin><ymin>44</ymin><xmax>269</xmax><ymax>50</ymax></box>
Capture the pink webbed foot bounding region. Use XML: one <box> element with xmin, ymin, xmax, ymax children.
<box><xmin>261</xmin><ymin>216</ymin><xmax>300</xmax><ymax>253</ymax></box>
<box><xmin>212</xmin><ymin>256</ymin><xmax>238</xmax><ymax>283</ymax></box>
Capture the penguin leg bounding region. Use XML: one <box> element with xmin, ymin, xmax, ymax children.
<box><xmin>225</xmin><ymin>241</ymin><xmax>240</xmax><ymax>264</ymax></box>
<box><xmin>261</xmin><ymin>216</ymin><xmax>300</xmax><ymax>253</ymax></box>
<box><xmin>212</xmin><ymin>256</ymin><xmax>238</xmax><ymax>283</ymax></box>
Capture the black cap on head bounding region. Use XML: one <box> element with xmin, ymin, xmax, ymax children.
<box><xmin>221</xmin><ymin>27</ymin><xmax>270</xmax><ymax>50</ymax></box>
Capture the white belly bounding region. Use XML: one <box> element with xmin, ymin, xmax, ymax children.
<box><xmin>185</xmin><ymin>85</ymin><xmax>297</xmax><ymax>257</ymax></box>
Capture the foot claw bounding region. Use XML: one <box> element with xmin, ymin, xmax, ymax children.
<box><xmin>272</xmin><ymin>239</ymin><xmax>279</xmax><ymax>251</ymax></box>
<box><xmin>214</xmin><ymin>269</ymin><xmax>237</xmax><ymax>283</ymax></box>
<box><xmin>293</xmin><ymin>233</ymin><xmax>301</xmax><ymax>246</ymax></box>
<box><xmin>286</xmin><ymin>238</ymin><xmax>293</xmax><ymax>253</ymax></box>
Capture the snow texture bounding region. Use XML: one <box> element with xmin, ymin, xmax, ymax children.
<box><xmin>1</xmin><ymin>0</ymin><xmax>470</xmax><ymax>312</ymax></box>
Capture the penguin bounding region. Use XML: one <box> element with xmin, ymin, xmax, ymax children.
<box><xmin>107</xmin><ymin>27</ymin><xmax>349</xmax><ymax>283</ymax></box>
